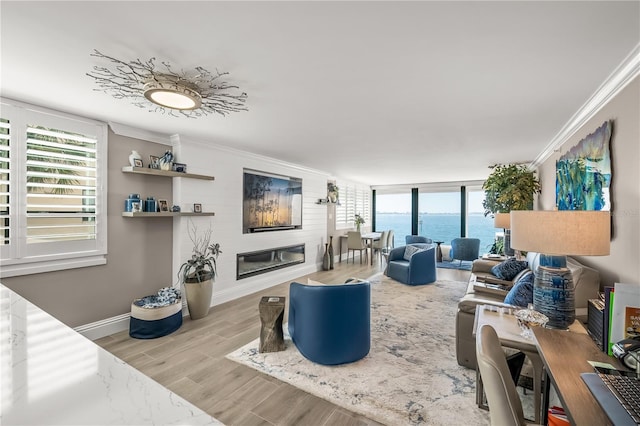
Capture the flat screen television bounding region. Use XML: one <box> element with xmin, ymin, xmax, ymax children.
<box><xmin>243</xmin><ymin>169</ymin><xmax>302</xmax><ymax>233</ymax></box>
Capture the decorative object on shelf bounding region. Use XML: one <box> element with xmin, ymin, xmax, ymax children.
<box><xmin>128</xmin><ymin>150</ymin><xmax>142</xmax><ymax>167</ymax></box>
<box><xmin>322</xmin><ymin>243</ymin><xmax>330</xmax><ymax>271</ymax></box>
<box><xmin>510</xmin><ymin>210</ymin><xmax>610</xmax><ymax>329</ymax></box>
<box><xmin>86</xmin><ymin>49</ymin><xmax>248</xmax><ymax>118</ymax></box>
<box><xmin>328</xmin><ymin>236</ymin><xmax>334</xmax><ymax>270</ymax></box>
<box><xmin>149</xmin><ymin>155</ymin><xmax>160</xmax><ymax>169</ymax></box>
<box><xmin>193</xmin><ymin>203</ymin><xmax>202</xmax><ymax>213</ymax></box>
<box><xmin>158</xmin><ymin>150</ymin><xmax>173</xmax><ymax>171</ymax></box>
<box><xmin>327</xmin><ymin>182</ymin><xmax>339</xmax><ymax>203</ymax></box>
<box><xmin>171</xmin><ymin>205</ymin><xmax>181</xmax><ymax>212</ymax></box>
<box><xmin>355</xmin><ymin>213</ymin><xmax>365</xmax><ymax>233</ymax></box>
<box><xmin>556</xmin><ymin>120</ymin><xmax>612</xmax><ymax>211</ymax></box>
<box><xmin>144</xmin><ymin>196</ymin><xmax>157</xmax><ymax>213</ymax></box>
<box><xmin>124</xmin><ymin>193</ymin><xmax>141</xmax><ymax>212</ymax></box>
<box><xmin>178</xmin><ymin>221</ymin><xmax>222</xmax><ymax>320</ymax></box>
<box><xmin>158</xmin><ymin>199</ymin><xmax>169</xmax><ymax>212</ymax></box>
<box><xmin>172</xmin><ymin>162</ymin><xmax>187</xmax><ymax>173</ymax></box>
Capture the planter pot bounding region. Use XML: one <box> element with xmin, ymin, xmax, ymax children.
<box><xmin>184</xmin><ymin>279</ymin><xmax>213</xmax><ymax>320</ymax></box>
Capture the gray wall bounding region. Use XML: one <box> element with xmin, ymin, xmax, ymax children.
<box><xmin>537</xmin><ymin>76</ymin><xmax>640</xmax><ymax>287</ymax></box>
<box><xmin>2</xmin><ymin>129</ymin><xmax>174</xmax><ymax>327</ymax></box>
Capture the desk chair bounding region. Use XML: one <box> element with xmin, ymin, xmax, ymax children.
<box><xmin>476</xmin><ymin>324</ymin><xmax>538</xmax><ymax>426</ymax></box>
<box><xmin>347</xmin><ymin>231</ymin><xmax>368</xmax><ymax>264</ymax></box>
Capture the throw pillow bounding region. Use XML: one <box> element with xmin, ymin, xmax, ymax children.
<box><xmin>403</xmin><ymin>245</ymin><xmax>424</xmax><ymax>261</ymax></box>
<box><xmin>504</xmin><ymin>271</ymin><xmax>535</xmax><ymax>307</ymax></box>
<box><xmin>491</xmin><ymin>258</ymin><xmax>529</xmax><ymax>281</ymax></box>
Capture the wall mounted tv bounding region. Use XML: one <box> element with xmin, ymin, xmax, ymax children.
<box><xmin>243</xmin><ymin>169</ymin><xmax>302</xmax><ymax>233</ymax></box>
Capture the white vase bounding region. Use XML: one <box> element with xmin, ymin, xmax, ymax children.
<box><xmin>128</xmin><ymin>150</ymin><xmax>142</xmax><ymax>167</ymax></box>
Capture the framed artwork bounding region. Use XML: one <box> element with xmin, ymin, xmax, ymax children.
<box><xmin>158</xmin><ymin>199</ymin><xmax>169</xmax><ymax>212</ymax></box>
<box><xmin>172</xmin><ymin>162</ymin><xmax>187</xmax><ymax>173</ymax></box>
<box><xmin>133</xmin><ymin>158</ymin><xmax>143</xmax><ymax>168</ymax></box>
<box><xmin>556</xmin><ymin>120</ymin><xmax>612</xmax><ymax>211</ymax></box>
<box><xmin>193</xmin><ymin>203</ymin><xmax>202</xmax><ymax>213</ymax></box>
<box><xmin>149</xmin><ymin>155</ymin><xmax>160</xmax><ymax>169</ymax></box>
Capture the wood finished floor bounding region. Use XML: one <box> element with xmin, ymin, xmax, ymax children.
<box><xmin>96</xmin><ymin>258</ymin><xmax>470</xmax><ymax>426</ymax></box>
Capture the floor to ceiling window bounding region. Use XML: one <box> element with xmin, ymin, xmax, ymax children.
<box><xmin>467</xmin><ymin>188</ymin><xmax>497</xmax><ymax>253</ymax></box>
<box><xmin>373</xmin><ymin>191</ymin><xmax>412</xmax><ymax>248</ymax></box>
<box><xmin>374</xmin><ymin>182</ymin><xmax>497</xmax><ymax>255</ymax></box>
<box><xmin>418</xmin><ymin>191</ymin><xmax>461</xmax><ymax>245</ymax></box>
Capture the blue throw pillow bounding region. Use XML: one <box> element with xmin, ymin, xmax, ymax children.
<box><xmin>504</xmin><ymin>271</ymin><xmax>535</xmax><ymax>307</ymax></box>
<box><xmin>403</xmin><ymin>245</ymin><xmax>424</xmax><ymax>261</ymax></box>
<box><xmin>491</xmin><ymin>258</ymin><xmax>528</xmax><ymax>281</ymax></box>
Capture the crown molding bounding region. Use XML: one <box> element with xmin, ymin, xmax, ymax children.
<box><xmin>108</xmin><ymin>122</ymin><xmax>173</xmax><ymax>145</ymax></box>
<box><xmin>531</xmin><ymin>43</ymin><xmax>640</xmax><ymax>168</ymax></box>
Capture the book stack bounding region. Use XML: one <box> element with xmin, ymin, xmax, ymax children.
<box><xmin>590</xmin><ymin>283</ymin><xmax>640</xmax><ymax>355</ymax></box>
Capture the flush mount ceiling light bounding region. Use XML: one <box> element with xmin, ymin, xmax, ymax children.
<box><xmin>86</xmin><ymin>50</ymin><xmax>247</xmax><ymax>118</ymax></box>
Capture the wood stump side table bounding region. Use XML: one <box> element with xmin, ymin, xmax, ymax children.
<box><xmin>259</xmin><ymin>296</ymin><xmax>286</xmax><ymax>353</ymax></box>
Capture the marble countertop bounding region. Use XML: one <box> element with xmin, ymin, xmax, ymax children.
<box><xmin>0</xmin><ymin>284</ymin><xmax>223</xmax><ymax>425</ymax></box>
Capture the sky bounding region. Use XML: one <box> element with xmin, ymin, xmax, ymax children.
<box><xmin>376</xmin><ymin>191</ymin><xmax>486</xmax><ymax>214</ymax></box>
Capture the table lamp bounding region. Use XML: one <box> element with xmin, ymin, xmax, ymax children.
<box><xmin>493</xmin><ymin>213</ymin><xmax>513</xmax><ymax>257</ymax></box>
<box><xmin>510</xmin><ymin>210</ymin><xmax>610</xmax><ymax>329</ymax></box>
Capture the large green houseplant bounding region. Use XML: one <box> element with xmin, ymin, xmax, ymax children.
<box><xmin>178</xmin><ymin>221</ymin><xmax>222</xmax><ymax>320</ymax></box>
<box><xmin>482</xmin><ymin>163</ymin><xmax>541</xmax><ymax>256</ymax></box>
<box><xmin>482</xmin><ymin>163</ymin><xmax>541</xmax><ymax>216</ymax></box>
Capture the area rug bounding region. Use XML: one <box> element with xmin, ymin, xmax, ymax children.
<box><xmin>436</xmin><ymin>260</ymin><xmax>472</xmax><ymax>271</ymax></box>
<box><xmin>226</xmin><ymin>273</ymin><xmax>490</xmax><ymax>425</ymax></box>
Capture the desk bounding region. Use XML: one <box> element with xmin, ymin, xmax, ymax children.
<box><xmin>533</xmin><ymin>327</ymin><xmax>626</xmax><ymax>425</ymax></box>
<box><xmin>338</xmin><ymin>232</ymin><xmax>381</xmax><ymax>265</ymax></box>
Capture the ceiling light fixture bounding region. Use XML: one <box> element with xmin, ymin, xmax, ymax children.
<box><xmin>86</xmin><ymin>50</ymin><xmax>247</xmax><ymax>118</ymax></box>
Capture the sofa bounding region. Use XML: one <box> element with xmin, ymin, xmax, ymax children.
<box><xmin>385</xmin><ymin>243</ymin><xmax>437</xmax><ymax>285</ymax></box>
<box><xmin>455</xmin><ymin>252</ymin><xmax>600</xmax><ymax>369</ymax></box>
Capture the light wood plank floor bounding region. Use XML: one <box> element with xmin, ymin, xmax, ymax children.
<box><xmin>96</xmin><ymin>257</ymin><xmax>470</xmax><ymax>426</ymax></box>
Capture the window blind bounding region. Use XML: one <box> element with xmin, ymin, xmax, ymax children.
<box><xmin>0</xmin><ymin>119</ymin><xmax>10</xmax><ymax>247</ymax></box>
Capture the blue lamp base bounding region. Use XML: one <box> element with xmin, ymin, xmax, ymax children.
<box><xmin>533</xmin><ymin>254</ymin><xmax>575</xmax><ymax>329</ymax></box>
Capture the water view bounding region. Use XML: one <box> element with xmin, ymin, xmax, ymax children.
<box><xmin>376</xmin><ymin>213</ymin><xmax>498</xmax><ymax>254</ymax></box>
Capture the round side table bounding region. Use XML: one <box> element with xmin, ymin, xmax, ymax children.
<box><xmin>434</xmin><ymin>241</ymin><xmax>444</xmax><ymax>262</ymax></box>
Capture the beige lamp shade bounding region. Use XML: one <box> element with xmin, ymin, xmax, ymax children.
<box><xmin>510</xmin><ymin>210</ymin><xmax>610</xmax><ymax>256</ymax></box>
<box><xmin>493</xmin><ymin>213</ymin><xmax>510</xmax><ymax>229</ymax></box>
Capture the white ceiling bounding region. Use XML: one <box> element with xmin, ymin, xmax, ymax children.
<box><xmin>2</xmin><ymin>1</ymin><xmax>639</xmax><ymax>185</ymax></box>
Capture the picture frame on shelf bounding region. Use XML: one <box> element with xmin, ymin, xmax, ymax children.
<box><xmin>149</xmin><ymin>155</ymin><xmax>160</xmax><ymax>169</ymax></box>
<box><xmin>193</xmin><ymin>203</ymin><xmax>202</xmax><ymax>213</ymax></box>
<box><xmin>133</xmin><ymin>158</ymin><xmax>143</xmax><ymax>168</ymax></box>
<box><xmin>158</xmin><ymin>199</ymin><xmax>169</xmax><ymax>212</ymax></box>
<box><xmin>172</xmin><ymin>162</ymin><xmax>187</xmax><ymax>173</ymax></box>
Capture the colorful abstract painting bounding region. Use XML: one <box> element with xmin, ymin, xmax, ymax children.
<box><xmin>556</xmin><ymin>120</ymin><xmax>612</xmax><ymax>211</ymax></box>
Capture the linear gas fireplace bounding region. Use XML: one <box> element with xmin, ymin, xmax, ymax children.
<box><xmin>237</xmin><ymin>244</ymin><xmax>305</xmax><ymax>280</ymax></box>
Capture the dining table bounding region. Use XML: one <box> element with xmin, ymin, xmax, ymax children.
<box><xmin>338</xmin><ymin>232</ymin><xmax>381</xmax><ymax>265</ymax></box>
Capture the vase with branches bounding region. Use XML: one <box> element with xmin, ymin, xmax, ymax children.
<box><xmin>178</xmin><ymin>221</ymin><xmax>222</xmax><ymax>320</ymax></box>
<box><xmin>355</xmin><ymin>213</ymin><xmax>365</xmax><ymax>232</ymax></box>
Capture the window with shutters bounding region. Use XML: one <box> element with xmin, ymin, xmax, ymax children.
<box><xmin>335</xmin><ymin>180</ymin><xmax>371</xmax><ymax>230</ymax></box>
<box><xmin>0</xmin><ymin>99</ymin><xmax>108</xmax><ymax>278</ymax></box>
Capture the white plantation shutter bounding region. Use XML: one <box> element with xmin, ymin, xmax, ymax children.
<box><xmin>26</xmin><ymin>126</ymin><xmax>97</xmax><ymax>243</ymax></box>
<box><xmin>0</xmin><ymin>119</ymin><xmax>10</xmax><ymax>257</ymax></box>
<box><xmin>335</xmin><ymin>180</ymin><xmax>371</xmax><ymax>229</ymax></box>
<box><xmin>1</xmin><ymin>99</ymin><xmax>107</xmax><ymax>277</ymax></box>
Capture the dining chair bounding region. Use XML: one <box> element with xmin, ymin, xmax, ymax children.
<box><xmin>347</xmin><ymin>231</ymin><xmax>368</xmax><ymax>264</ymax></box>
<box><xmin>371</xmin><ymin>230</ymin><xmax>389</xmax><ymax>262</ymax></box>
<box><xmin>387</xmin><ymin>230</ymin><xmax>395</xmax><ymax>249</ymax></box>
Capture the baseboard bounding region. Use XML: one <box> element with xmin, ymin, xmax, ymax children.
<box><xmin>76</xmin><ymin>262</ymin><xmax>321</xmax><ymax>341</ymax></box>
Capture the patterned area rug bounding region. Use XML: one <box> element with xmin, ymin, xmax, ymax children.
<box><xmin>436</xmin><ymin>260</ymin><xmax>473</xmax><ymax>271</ymax></box>
<box><xmin>226</xmin><ymin>273</ymin><xmax>490</xmax><ymax>425</ymax></box>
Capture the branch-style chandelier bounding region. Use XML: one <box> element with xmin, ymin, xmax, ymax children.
<box><xmin>86</xmin><ymin>50</ymin><xmax>248</xmax><ymax>118</ymax></box>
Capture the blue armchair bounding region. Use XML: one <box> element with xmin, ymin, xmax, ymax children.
<box><xmin>385</xmin><ymin>243</ymin><xmax>437</xmax><ymax>285</ymax></box>
<box><xmin>288</xmin><ymin>281</ymin><xmax>371</xmax><ymax>365</ymax></box>
<box><xmin>405</xmin><ymin>235</ymin><xmax>433</xmax><ymax>244</ymax></box>
<box><xmin>450</xmin><ymin>238</ymin><xmax>480</xmax><ymax>264</ymax></box>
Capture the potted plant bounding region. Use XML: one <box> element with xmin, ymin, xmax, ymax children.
<box><xmin>482</xmin><ymin>163</ymin><xmax>541</xmax><ymax>216</ymax></box>
<box><xmin>327</xmin><ymin>182</ymin><xmax>339</xmax><ymax>203</ymax></box>
<box><xmin>355</xmin><ymin>213</ymin><xmax>365</xmax><ymax>232</ymax></box>
<box><xmin>177</xmin><ymin>221</ymin><xmax>222</xmax><ymax>320</ymax></box>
